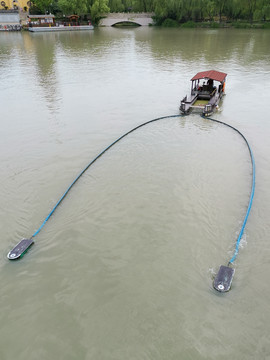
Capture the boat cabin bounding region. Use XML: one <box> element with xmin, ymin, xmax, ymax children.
<box><xmin>28</xmin><ymin>14</ymin><xmax>55</xmax><ymax>28</ymax></box>
<box><xmin>180</xmin><ymin>70</ymin><xmax>227</xmax><ymax>116</ymax></box>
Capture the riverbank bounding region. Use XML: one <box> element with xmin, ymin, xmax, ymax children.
<box><xmin>158</xmin><ymin>18</ymin><xmax>270</xmax><ymax>29</ymax></box>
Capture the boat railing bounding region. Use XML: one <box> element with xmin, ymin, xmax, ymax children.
<box><xmin>210</xmin><ymin>87</ymin><xmax>217</xmax><ymax>96</ymax></box>
<box><xmin>181</xmin><ymin>95</ymin><xmax>187</xmax><ymax>102</ymax></box>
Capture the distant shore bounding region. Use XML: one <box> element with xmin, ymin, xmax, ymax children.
<box><xmin>156</xmin><ymin>19</ymin><xmax>270</xmax><ymax>29</ymax></box>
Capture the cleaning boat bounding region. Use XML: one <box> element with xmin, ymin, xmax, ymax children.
<box><xmin>180</xmin><ymin>70</ymin><xmax>227</xmax><ymax>116</ymax></box>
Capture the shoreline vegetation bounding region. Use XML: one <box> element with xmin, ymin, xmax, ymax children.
<box><xmin>112</xmin><ymin>18</ymin><xmax>270</xmax><ymax>29</ymax></box>
<box><xmin>158</xmin><ymin>19</ymin><xmax>270</xmax><ymax>29</ymax></box>
<box><xmin>27</xmin><ymin>0</ymin><xmax>270</xmax><ymax>28</ymax></box>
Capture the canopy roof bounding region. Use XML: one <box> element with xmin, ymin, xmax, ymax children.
<box><xmin>191</xmin><ymin>70</ymin><xmax>227</xmax><ymax>82</ymax></box>
<box><xmin>28</xmin><ymin>15</ymin><xmax>55</xmax><ymax>19</ymax></box>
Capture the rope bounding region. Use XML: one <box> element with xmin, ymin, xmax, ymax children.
<box><xmin>31</xmin><ymin>113</ymin><xmax>255</xmax><ymax>266</ymax></box>
<box><xmin>205</xmin><ymin>116</ymin><xmax>255</xmax><ymax>264</ymax></box>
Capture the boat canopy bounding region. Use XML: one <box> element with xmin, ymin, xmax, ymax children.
<box><xmin>28</xmin><ymin>15</ymin><xmax>55</xmax><ymax>19</ymax></box>
<box><xmin>191</xmin><ymin>70</ymin><xmax>227</xmax><ymax>83</ymax></box>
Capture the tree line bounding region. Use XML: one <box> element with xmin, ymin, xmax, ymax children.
<box><xmin>31</xmin><ymin>0</ymin><xmax>270</xmax><ymax>24</ymax></box>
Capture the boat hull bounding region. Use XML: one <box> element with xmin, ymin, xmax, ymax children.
<box><xmin>29</xmin><ymin>25</ymin><xmax>94</xmax><ymax>32</ymax></box>
<box><xmin>180</xmin><ymin>89</ymin><xmax>225</xmax><ymax>116</ymax></box>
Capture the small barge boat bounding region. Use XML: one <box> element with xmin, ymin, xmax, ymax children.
<box><xmin>180</xmin><ymin>70</ymin><xmax>227</xmax><ymax>116</ymax></box>
<box><xmin>28</xmin><ymin>15</ymin><xmax>94</xmax><ymax>32</ymax></box>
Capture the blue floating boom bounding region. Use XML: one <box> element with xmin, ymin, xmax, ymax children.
<box><xmin>205</xmin><ymin>117</ymin><xmax>255</xmax><ymax>292</ymax></box>
<box><xmin>7</xmin><ymin>114</ymin><xmax>183</xmax><ymax>259</ymax></box>
<box><xmin>206</xmin><ymin>116</ymin><xmax>255</xmax><ymax>265</ymax></box>
<box><xmin>8</xmin><ymin>113</ymin><xmax>255</xmax><ymax>295</ymax></box>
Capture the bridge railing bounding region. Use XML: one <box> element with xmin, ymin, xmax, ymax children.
<box><xmin>100</xmin><ymin>12</ymin><xmax>154</xmax><ymax>19</ymax></box>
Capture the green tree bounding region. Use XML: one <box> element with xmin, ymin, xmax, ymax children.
<box><xmin>154</xmin><ymin>0</ymin><xmax>169</xmax><ymax>19</ymax></box>
<box><xmin>227</xmin><ymin>0</ymin><xmax>243</xmax><ymax>20</ymax></box>
<box><xmin>32</xmin><ymin>0</ymin><xmax>56</xmax><ymax>13</ymax></box>
<box><xmin>121</xmin><ymin>0</ymin><xmax>133</xmax><ymax>11</ymax></box>
<box><xmin>154</xmin><ymin>0</ymin><xmax>183</xmax><ymax>22</ymax></box>
<box><xmin>91</xmin><ymin>0</ymin><xmax>110</xmax><ymax>22</ymax></box>
<box><xmin>132</xmin><ymin>0</ymin><xmax>154</xmax><ymax>12</ymax></box>
<box><xmin>31</xmin><ymin>0</ymin><xmax>270</xmax><ymax>22</ymax></box>
<box><xmin>205</xmin><ymin>0</ymin><xmax>215</xmax><ymax>20</ymax></box>
<box><xmin>262</xmin><ymin>3</ymin><xmax>270</xmax><ymax>20</ymax></box>
<box><xmin>247</xmin><ymin>0</ymin><xmax>258</xmax><ymax>22</ymax></box>
<box><xmin>58</xmin><ymin>0</ymin><xmax>88</xmax><ymax>14</ymax></box>
<box><xmin>108</xmin><ymin>0</ymin><xmax>124</xmax><ymax>12</ymax></box>
<box><xmin>181</xmin><ymin>0</ymin><xmax>193</xmax><ymax>21</ymax></box>
<box><xmin>214</xmin><ymin>0</ymin><xmax>226</xmax><ymax>21</ymax></box>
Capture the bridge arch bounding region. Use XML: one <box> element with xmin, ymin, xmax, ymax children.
<box><xmin>99</xmin><ymin>13</ymin><xmax>154</xmax><ymax>27</ymax></box>
<box><xmin>112</xmin><ymin>20</ymin><xmax>141</xmax><ymax>27</ymax></box>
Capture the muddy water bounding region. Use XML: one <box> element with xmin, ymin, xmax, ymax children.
<box><xmin>0</xmin><ymin>28</ymin><xmax>270</xmax><ymax>359</ymax></box>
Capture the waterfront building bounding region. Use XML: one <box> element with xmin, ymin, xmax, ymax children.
<box><xmin>0</xmin><ymin>0</ymin><xmax>29</xmax><ymax>11</ymax></box>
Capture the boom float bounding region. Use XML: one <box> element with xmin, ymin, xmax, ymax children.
<box><xmin>7</xmin><ymin>115</ymin><xmax>255</xmax><ymax>294</ymax></box>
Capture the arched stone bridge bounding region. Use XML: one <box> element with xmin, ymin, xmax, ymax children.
<box><xmin>99</xmin><ymin>13</ymin><xmax>154</xmax><ymax>26</ymax></box>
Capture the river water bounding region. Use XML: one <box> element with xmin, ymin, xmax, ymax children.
<box><xmin>1</xmin><ymin>27</ymin><xmax>270</xmax><ymax>359</ymax></box>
